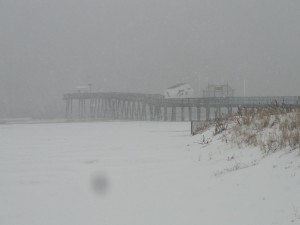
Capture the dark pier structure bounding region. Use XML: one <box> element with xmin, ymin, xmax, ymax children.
<box><xmin>64</xmin><ymin>92</ymin><xmax>300</xmax><ymax>121</ymax></box>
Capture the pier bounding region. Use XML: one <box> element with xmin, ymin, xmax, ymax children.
<box><xmin>64</xmin><ymin>92</ymin><xmax>300</xmax><ymax>121</ymax></box>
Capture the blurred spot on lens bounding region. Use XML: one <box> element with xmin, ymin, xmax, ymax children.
<box><xmin>91</xmin><ymin>172</ymin><xmax>109</xmax><ymax>196</ymax></box>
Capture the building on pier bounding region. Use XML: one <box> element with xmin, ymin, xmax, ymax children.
<box><xmin>203</xmin><ymin>84</ymin><xmax>234</xmax><ymax>98</ymax></box>
<box><xmin>164</xmin><ymin>83</ymin><xmax>194</xmax><ymax>99</ymax></box>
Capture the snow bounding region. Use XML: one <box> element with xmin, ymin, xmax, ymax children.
<box><xmin>0</xmin><ymin>121</ymin><xmax>300</xmax><ymax>225</ymax></box>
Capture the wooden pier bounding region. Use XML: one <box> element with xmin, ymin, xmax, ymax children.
<box><xmin>64</xmin><ymin>92</ymin><xmax>300</xmax><ymax>121</ymax></box>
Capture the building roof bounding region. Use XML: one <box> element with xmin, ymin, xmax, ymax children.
<box><xmin>166</xmin><ymin>83</ymin><xmax>188</xmax><ymax>90</ymax></box>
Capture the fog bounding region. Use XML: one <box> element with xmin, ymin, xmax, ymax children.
<box><xmin>0</xmin><ymin>0</ymin><xmax>299</xmax><ymax>118</ymax></box>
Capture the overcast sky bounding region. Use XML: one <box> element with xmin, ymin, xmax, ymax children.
<box><xmin>0</xmin><ymin>0</ymin><xmax>300</xmax><ymax>118</ymax></box>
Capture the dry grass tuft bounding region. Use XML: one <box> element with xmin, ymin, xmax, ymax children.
<box><xmin>228</xmin><ymin>109</ymin><xmax>300</xmax><ymax>152</ymax></box>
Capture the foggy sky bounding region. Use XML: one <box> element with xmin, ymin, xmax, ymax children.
<box><xmin>1</xmin><ymin>0</ymin><xmax>300</xmax><ymax>118</ymax></box>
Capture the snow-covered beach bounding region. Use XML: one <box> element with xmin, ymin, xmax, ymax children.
<box><xmin>0</xmin><ymin>121</ymin><xmax>299</xmax><ymax>225</ymax></box>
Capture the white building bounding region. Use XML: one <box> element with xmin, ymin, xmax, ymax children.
<box><xmin>164</xmin><ymin>83</ymin><xmax>194</xmax><ymax>99</ymax></box>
